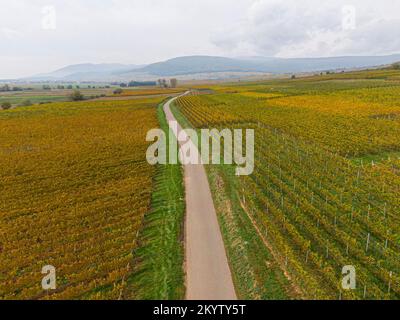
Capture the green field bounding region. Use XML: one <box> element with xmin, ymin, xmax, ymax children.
<box><xmin>0</xmin><ymin>87</ymin><xmax>115</xmax><ymax>106</ymax></box>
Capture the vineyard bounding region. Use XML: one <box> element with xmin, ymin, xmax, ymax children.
<box><xmin>110</xmin><ymin>88</ymin><xmax>184</xmax><ymax>97</ymax></box>
<box><xmin>0</xmin><ymin>97</ymin><xmax>184</xmax><ymax>299</ymax></box>
<box><xmin>174</xmin><ymin>67</ymin><xmax>400</xmax><ymax>299</ymax></box>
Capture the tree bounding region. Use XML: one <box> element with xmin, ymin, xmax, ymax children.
<box><xmin>291</xmin><ymin>75</ymin><xmax>296</xmax><ymax>79</ymax></box>
<box><xmin>19</xmin><ymin>99</ymin><xmax>33</xmax><ymax>107</ymax></box>
<box><xmin>113</xmin><ymin>88</ymin><xmax>123</xmax><ymax>95</ymax></box>
<box><xmin>1</xmin><ymin>102</ymin><xmax>12</xmax><ymax>110</ymax></box>
<box><xmin>170</xmin><ymin>78</ymin><xmax>178</xmax><ymax>88</ymax></box>
<box><xmin>68</xmin><ymin>90</ymin><xmax>84</xmax><ymax>101</ymax></box>
<box><xmin>0</xmin><ymin>84</ymin><xmax>10</xmax><ymax>92</ymax></box>
<box><xmin>157</xmin><ymin>79</ymin><xmax>167</xmax><ymax>88</ymax></box>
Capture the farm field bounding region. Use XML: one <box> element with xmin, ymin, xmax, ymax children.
<box><xmin>0</xmin><ymin>86</ymin><xmax>115</xmax><ymax>106</ymax></box>
<box><xmin>0</xmin><ymin>97</ymin><xmax>184</xmax><ymax>299</ymax></box>
<box><xmin>0</xmin><ymin>86</ymin><xmax>184</xmax><ymax>107</ymax></box>
<box><xmin>173</xmin><ymin>67</ymin><xmax>400</xmax><ymax>300</ymax></box>
<box><xmin>109</xmin><ymin>88</ymin><xmax>185</xmax><ymax>97</ymax></box>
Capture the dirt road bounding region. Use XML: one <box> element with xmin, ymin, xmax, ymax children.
<box><xmin>163</xmin><ymin>94</ymin><xmax>237</xmax><ymax>300</ymax></box>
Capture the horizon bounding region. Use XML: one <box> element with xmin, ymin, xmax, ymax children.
<box><xmin>1</xmin><ymin>0</ymin><xmax>400</xmax><ymax>78</ymax></box>
<box><xmin>2</xmin><ymin>52</ymin><xmax>400</xmax><ymax>81</ymax></box>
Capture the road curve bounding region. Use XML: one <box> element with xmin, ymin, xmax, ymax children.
<box><xmin>163</xmin><ymin>93</ymin><xmax>237</xmax><ymax>300</ymax></box>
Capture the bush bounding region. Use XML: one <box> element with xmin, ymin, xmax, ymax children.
<box><xmin>1</xmin><ymin>102</ymin><xmax>12</xmax><ymax>110</ymax></box>
<box><xmin>113</xmin><ymin>88</ymin><xmax>123</xmax><ymax>95</ymax></box>
<box><xmin>68</xmin><ymin>90</ymin><xmax>84</xmax><ymax>101</ymax></box>
<box><xmin>19</xmin><ymin>99</ymin><xmax>33</xmax><ymax>107</ymax></box>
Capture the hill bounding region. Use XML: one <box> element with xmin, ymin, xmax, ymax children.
<box><xmin>134</xmin><ymin>54</ymin><xmax>400</xmax><ymax>76</ymax></box>
<box><xmin>19</xmin><ymin>54</ymin><xmax>400</xmax><ymax>82</ymax></box>
<box><xmin>26</xmin><ymin>63</ymin><xmax>143</xmax><ymax>81</ymax></box>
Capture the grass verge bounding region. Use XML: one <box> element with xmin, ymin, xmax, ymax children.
<box><xmin>124</xmin><ymin>100</ymin><xmax>185</xmax><ymax>299</ymax></box>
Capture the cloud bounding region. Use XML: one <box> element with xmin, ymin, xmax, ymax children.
<box><xmin>1</xmin><ymin>28</ymin><xmax>23</xmax><ymax>40</ymax></box>
<box><xmin>211</xmin><ymin>0</ymin><xmax>400</xmax><ymax>57</ymax></box>
<box><xmin>0</xmin><ymin>0</ymin><xmax>399</xmax><ymax>78</ymax></box>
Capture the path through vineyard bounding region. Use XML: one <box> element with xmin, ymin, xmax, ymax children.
<box><xmin>163</xmin><ymin>94</ymin><xmax>237</xmax><ymax>300</ymax></box>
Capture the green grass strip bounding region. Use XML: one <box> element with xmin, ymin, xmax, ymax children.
<box><xmin>124</xmin><ymin>100</ymin><xmax>185</xmax><ymax>300</ymax></box>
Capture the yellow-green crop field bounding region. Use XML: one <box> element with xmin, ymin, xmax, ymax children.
<box><xmin>0</xmin><ymin>98</ymin><xmax>166</xmax><ymax>299</ymax></box>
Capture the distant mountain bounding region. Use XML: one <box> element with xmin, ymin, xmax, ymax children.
<box><xmin>27</xmin><ymin>63</ymin><xmax>144</xmax><ymax>81</ymax></box>
<box><xmin>134</xmin><ymin>56</ymin><xmax>260</xmax><ymax>76</ymax></box>
<box><xmin>18</xmin><ymin>54</ymin><xmax>400</xmax><ymax>82</ymax></box>
<box><xmin>132</xmin><ymin>54</ymin><xmax>400</xmax><ymax>76</ymax></box>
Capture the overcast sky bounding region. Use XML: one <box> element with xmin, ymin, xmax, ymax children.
<box><xmin>1</xmin><ymin>0</ymin><xmax>400</xmax><ymax>78</ymax></box>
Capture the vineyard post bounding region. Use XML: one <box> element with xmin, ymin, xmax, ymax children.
<box><xmin>366</xmin><ymin>233</ymin><xmax>370</xmax><ymax>252</ymax></box>
<box><xmin>388</xmin><ymin>271</ymin><xmax>393</xmax><ymax>294</ymax></box>
<box><xmin>385</xmin><ymin>230</ymin><xmax>389</xmax><ymax>249</ymax></box>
